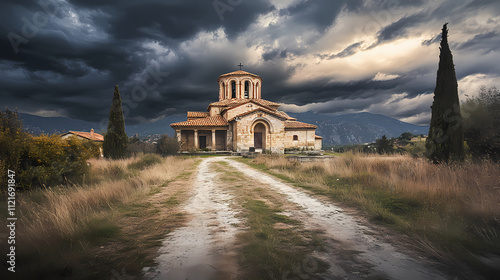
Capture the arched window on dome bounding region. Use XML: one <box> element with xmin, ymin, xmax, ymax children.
<box><xmin>231</xmin><ymin>81</ymin><xmax>236</xmax><ymax>98</ymax></box>
<box><xmin>244</xmin><ymin>81</ymin><xmax>249</xmax><ymax>99</ymax></box>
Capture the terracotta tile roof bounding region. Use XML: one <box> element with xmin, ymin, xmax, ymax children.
<box><xmin>187</xmin><ymin>111</ymin><xmax>209</xmax><ymax>118</ymax></box>
<box><xmin>62</xmin><ymin>131</ymin><xmax>104</xmax><ymax>142</ymax></box>
<box><xmin>209</xmin><ymin>98</ymin><xmax>280</xmax><ymax>110</ymax></box>
<box><xmin>315</xmin><ymin>135</ymin><xmax>323</xmax><ymax>139</ymax></box>
<box><xmin>252</xmin><ymin>99</ymin><xmax>280</xmax><ymax>108</ymax></box>
<box><xmin>217</xmin><ymin>70</ymin><xmax>262</xmax><ymax>81</ymax></box>
<box><xmin>209</xmin><ymin>98</ymin><xmax>248</xmax><ymax>107</ymax></box>
<box><xmin>229</xmin><ymin>107</ymin><xmax>289</xmax><ymax>121</ymax></box>
<box><xmin>170</xmin><ymin>115</ymin><xmax>228</xmax><ymax>128</ymax></box>
<box><xmin>284</xmin><ymin>121</ymin><xmax>318</xmax><ymax>129</ymax></box>
<box><xmin>276</xmin><ymin>111</ymin><xmax>296</xmax><ymax>120</ymax></box>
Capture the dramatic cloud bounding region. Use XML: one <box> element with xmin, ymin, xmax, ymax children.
<box><xmin>0</xmin><ymin>0</ymin><xmax>499</xmax><ymax>127</ymax></box>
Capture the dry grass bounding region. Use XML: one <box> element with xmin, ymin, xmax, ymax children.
<box><xmin>253</xmin><ymin>153</ymin><xmax>500</xmax><ymax>221</ymax></box>
<box><xmin>248</xmin><ymin>153</ymin><xmax>500</xmax><ymax>276</ymax></box>
<box><xmin>16</xmin><ymin>155</ymin><xmax>195</xmax><ymax>249</ymax></box>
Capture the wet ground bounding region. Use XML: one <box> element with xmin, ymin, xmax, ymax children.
<box><xmin>144</xmin><ymin>157</ymin><xmax>452</xmax><ymax>280</ymax></box>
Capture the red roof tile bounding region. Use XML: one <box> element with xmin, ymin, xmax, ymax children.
<box><xmin>209</xmin><ymin>98</ymin><xmax>280</xmax><ymax>109</ymax></box>
<box><xmin>187</xmin><ymin>111</ymin><xmax>209</xmax><ymax>118</ymax></box>
<box><xmin>217</xmin><ymin>70</ymin><xmax>262</xmax><ymax>81</ymax></box>
<box><xmin>170</xmin><ymin>115</ymin><xmax>228</xmax><ymax>128</ymax></box>
<box><xmin>62</xmin><ymin>131</ymin><xmax>104</xmax><ymax>142</ymax></box>
<box><xmin>276</xmin><ymin>111</ymin><xmax>296</xmax><ymax>120</ymax></box>
<box><xmin>284</xmin><ymin>121</ymin><xmax>317</xmax><ymax>129</ymax></box>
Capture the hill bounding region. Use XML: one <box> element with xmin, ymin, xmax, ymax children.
<box><xmin>286</xmin><ymin>112</ymin><xmax>428</xmax><ymax>146</ymax></box>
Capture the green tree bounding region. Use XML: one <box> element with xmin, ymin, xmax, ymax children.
<box><xmin>103</xmin><ymin>85</ymin><xmax>128</xmax><ymax>159</ymax></box>
<box><xmin>462</xmin><ymin>86</ymin><xmax>500</xmax><ymax>161</ymax></box>
<box><xmin>156</xmin><ymin>134</ymin><xmax>180</xmax><ymax>156</ymax></box>
<box><xmin>426</xmin><ymin>23</ymin><xmax>464</xmax><ymax>163</ymax></box>
<box><xmin>0</xmin><ymin>109</ymin><xmax>27</xmax><ymax>170</ymax></box>
<box><xmin>375</xmin><ymin>135</ymin><xmax>394</xmax><ymax>154</ymax></box>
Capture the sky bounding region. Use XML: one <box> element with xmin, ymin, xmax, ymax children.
<box><xmin>0</xmin><ymin>0</ymin><xmax>499</xmax><ymax>126</ymax></box>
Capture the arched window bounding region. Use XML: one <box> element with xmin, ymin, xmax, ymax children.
<box><xmin>231</xmin><ymin>81</ymin><xmax>236</xmax><ymax>98</ymax></box>
<box><xmin>293</xmin><ymin>135</ymin><xmax>298</xmax><ymax>141</ymax></box>
<box><xmin>244</xmin><ymin>81</ymin><xmax>249</xmax><ymax>99</ymax></box>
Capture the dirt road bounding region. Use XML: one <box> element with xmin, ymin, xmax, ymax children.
<box><xmin>146</xmin><ymin>157</ymin><xmax>451</xmax><ymax>280</ymax></box>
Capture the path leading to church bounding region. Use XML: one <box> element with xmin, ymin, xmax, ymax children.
<box><xmin>147</xmin><ymin>157</ymin><xmax>451</xmax><ymax>280</ymax></box>
<box><xmin>145</xmin><ymin>158</ymin><xmax>241</xmax><ymax>280</ymax></box>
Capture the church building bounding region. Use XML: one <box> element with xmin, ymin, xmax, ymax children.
<box><xmin>170</xmin><ymin>70</ymin><xmax>322</xmax><ymax>153</ymax></box>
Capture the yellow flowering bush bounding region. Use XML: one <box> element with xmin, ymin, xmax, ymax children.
<box><xmin>1</xmin><ymin>109</ymin><xmax>101</xmax><ymax>190</ymax></box>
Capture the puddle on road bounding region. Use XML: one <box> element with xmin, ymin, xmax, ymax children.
<box><xmin>224</xmin><ymin>158</ymin><xmax>450</xmax><ymax>280</ymax></box>
<box><xmin>144</xmin><ymin>158</ymin><xmax>240</xmax><ymax>280</ymax></box>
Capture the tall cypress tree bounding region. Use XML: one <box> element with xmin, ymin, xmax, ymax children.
<box><xmin>103</xmin><ymin>85</ymin><xmax>128</xmax><ymax>159</ymax></box>
<box><xmin>426</xmin><ymin>23</ymin><xmax>464</xmax><ymax>163</ymax></box>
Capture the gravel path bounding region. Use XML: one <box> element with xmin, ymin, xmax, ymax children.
<box><xmin>221</xmin><ymin>157</ymin><xmax>450</xmax><ymax>280</ymax></box>
<box><xmin>146</xmin><ymin>157</ymin><xmax>451</xmax><ymax>280</ymax></box>
<box><xmin>145</xmin><ymin>158</ymin><xmax>240</xmax><ymax>280</ymax></box>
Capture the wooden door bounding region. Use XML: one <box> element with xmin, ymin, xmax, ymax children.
<box><xmin>254</xmin><ymin>132</ymin><xmax>262</xmax><ymax>148</ymax></box>
<box><xmin>199</xmin><ymin>136</ymin><xmax>207</xmax><ymax>149</ymax></box>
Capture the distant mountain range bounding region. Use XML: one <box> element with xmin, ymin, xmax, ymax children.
<box><xmin>18</xmin><ymin>112</ymin><xmax>428</xmax><ymax>146</ymax></box>
<box><xmin>286</xmin><ymin>112</ymin><xmax>428</xmax><ymax>146</ymax></box>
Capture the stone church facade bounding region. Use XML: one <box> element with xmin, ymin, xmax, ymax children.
<box><xmin>170</xmin><ymin>70</ymin><xmax>322</xmax><ymax>153</ymax></box>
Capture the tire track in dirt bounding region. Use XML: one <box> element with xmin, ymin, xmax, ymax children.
<box><xmin>222</xmin><ymin>157</ymin><xmax>451</xmax><ymax>280</ymax></box>
<box><xmin>144</xmin><ymin>158</ymin><xmax>241</xmax><ymax>280</ymax></box>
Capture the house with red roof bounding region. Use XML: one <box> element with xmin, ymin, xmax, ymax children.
<box><xmin>60</xmin><ymin>129</ymin><xmax>104</xmax><ymax>142</ymax></box>
<box><xmin>170</xmin><ymin>70</ymin><xmax>322</xmax><ymax>153</ymax></box>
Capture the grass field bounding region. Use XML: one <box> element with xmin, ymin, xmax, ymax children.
<box><xmin>241</xmin><ymin>153</ymin><xmax>500</xmax><ymax>278</ymax></box>
<box><xmin>0</xmin><ymin>154</ymin><xmax>196</xmax><ymax>279</ymax></box>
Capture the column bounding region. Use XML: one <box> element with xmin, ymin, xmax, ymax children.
<box><xmin>238</xmin><ymin>81</ymin><xmax>242</xmax><ymax>98</ymax></box>
<box><xmin>176</xmin><ymin>130</ymin><xmax>181</xmax><ymax>143</ymax></box>
<box><xmin>194</xmin><ymin>130</ymin><xmax>199</xmax><ymax>149</ymax></box>
<box><xmin>219</xmin><ymin>83</ymin><xmax>222</xmax><ymax>100</ymax></box>
<box><xmin>176</xmin><ymin>130</ymin><xmax>182</xmax><ymax>150</ymax></box>
<box><xmin>211</xmin><ymin>129</ymin><xmax>216</xmax><ymax>151</ymax></box>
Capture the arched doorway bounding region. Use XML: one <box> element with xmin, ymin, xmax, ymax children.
<box><xmin>254</xmin><ymin>123</ymin><xmax>266</xmax><ymax>150</ymax></box>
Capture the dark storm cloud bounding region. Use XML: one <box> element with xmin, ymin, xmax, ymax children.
<box><xmin>0</xmin><ymin>0</ymin><xmax>499</xmax><ymax>126</ymax></box>
<box><xmin>317</xmin><ymin>41</ymin><xmax>364</xmax><ymax>60</ymax></box>
<box><xmin>67</xmin><ymin>0</ymin><xmax>273</xmax><ymax>40</ymax></box>
<box><xmin>282</xmin><ymin>0</ymin><xmax>364</xmax><ymax>32</ymax></box>
<box><xmin>0</xmin><ymin>0</ymin><xmax>273</xmax><ymax>122</ymax></box>
<box><xmin>422</xmin><ymin>33</ymin><xmax>441</xmax><ymax>46</ymax></box>
<box><xmin>377</xmin><ymin>13</ymin><xmax>426</xmax><ymax>42</ymax></box>
<box><xmin>262</xmin><ymin>49</ymin><xmax>288</xmax><ymax>61</ymax></box>
<box><xmin>456</xmin><ymin>31</ymin><xmax>499</xmax><ymax>52</ymax></box>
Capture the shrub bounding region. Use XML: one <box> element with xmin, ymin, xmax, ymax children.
<box><xmin>128</xmin><ymin>136</ymin><xmax>155</xmax><ymax>156</ymax></box>
<box><xmin>156</xmin><ymin>134</ymin><xmax>179</xmax><ymax>156</ymax></box>
<box><xmin>1</xmin><ymin>110</ymin><xmax>102</xmax><ymax>190</ymax></box>
<box><xmin>18</xmin><ymin>135</ymin><xmax>97</xmax><ymax>188</ymax></box>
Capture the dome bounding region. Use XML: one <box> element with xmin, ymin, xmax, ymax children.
<box><xmin>217</xmin><ymin>70</ymin><xmax>262</xmax><ymax>82</ymax></box>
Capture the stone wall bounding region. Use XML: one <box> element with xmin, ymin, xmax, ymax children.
<box><xmin>225</xmin><ymin>103</ymin><xmax>263</xmax><ymax>121</ymax></box>
<box><xmin>234</xmin><ymin>112</ymin><xmax>286</xmax><ymax>153</ymax></box>
<box><xmin>284</xmin><ymin>129</ymin><xmax>317</xmax><ymax>150</ymax></box>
